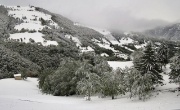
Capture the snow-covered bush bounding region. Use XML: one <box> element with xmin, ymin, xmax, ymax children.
<box><xmin>101</xmin><ymin>68</ymin><xmax>126</xmax><ymax>99</ymax></box>
<box><xmin>169</xmin><ymin>51</ymin><xmax>180</xmax><ymax>91</ymax></box>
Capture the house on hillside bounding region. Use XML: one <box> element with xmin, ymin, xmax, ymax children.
<box><xmin>14</xmin><ymin>74</ymin><xmax>22</xmax><ymax>80</ymax></box>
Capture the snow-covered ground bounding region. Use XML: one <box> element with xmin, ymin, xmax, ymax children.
<box><xmin>9</xmin><ymin>33</ymin><xmax>58</xmax><ymax>46</ymax></box>
<box><xmin>108</xmin><ymin>61</ymin><xmax>133</xmax><ymax>70</ymax></box>
<box><xmin>81</xmin><ymin>46</ymin><xmax>94</xmax><ymax>53</ymax></box>
<box><xmin>6</xmin><ymin>5</ymin><xmax>58</xmax><ymax>46</ymax></box>
<box><xmin>0</xmin><ymin>62</ymin><xmax>179</xmax><ymax>110</ymax></box>
<box><xmin>7</xmin><ymin>6</ymin><xmax>59</xmax><ymax>31</ymax></box>
<box><xmin>65</xmin><ymin>34</ymin><xmax>81</xmax><ymax>47</ymax></box>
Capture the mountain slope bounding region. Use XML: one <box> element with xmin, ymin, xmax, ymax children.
<box><xmin>0</xmin><ymin>5</ymin><xmax>140</xmax><ymax>61</ymax></box>
<box><xmin>144</xmin><ymin>23</ymin><xmax>180</xmax><ymax>40</ymax></box>
<box><xmin>0</xmin><ymin>4</ymin><xmax>179</xmax><ymax>79</ymax></box>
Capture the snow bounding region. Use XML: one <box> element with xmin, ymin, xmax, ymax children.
<box><xmin>65</xmin><ymin>34</ymin><xmax>81</xmax><ymax>47</ymax></box>
<box><xmin>119</xmin><ymin>37</ymin><xmax>134</xmax><ymax>45</ymax></box>
<box><xmin>14</xmin><ymin>74</ymin><xmax>21</xmax><ymax>77</ymax></box>
<box><xmin>87</xmin><ymin>27</ymin><xmax>111</xmax><ymax>35</ymax></box>
<box><xmin>91</xmin><ymin>38</ymin><xmax>101</xmax><ymax>43</ymax></box>
<box><xmin>93</xmin><ymin>38</ymin><xmax>118</xmax><ymax>53</ymax></box>
<box><xmin>104</xmin><ymin>34</ymin><xmax>117</xmax><ymax>41</ymax></box>
<box><xmin>116</xmin><ymin>54</ymin><xmax>129</xmax><ymax>59</ymax></box>
<box><xmin>73</xmin><ymin>23</ymin><xmax>112</xmax><ymax>36</ymax></box>
<box><xmin>108</xmin><ymin>61</ymin><xmax>133</xmax><ymax>70</ymax></box>
<box><xmin>14</xmin><ymin>23</ymin><xmax>44</xmax><ymax>31</ymax></box>
<box><xmin>0</xmin><ymin>63</ymin><xmax>180</xmax><ymax>110</ymax></box>
<box><xmin>7</xmin><ymin>6</ymin><xmax>59</xmax><ymax>31</ymax></box>
<box><xmin>98</xmin><ymin>43</ymin><xmax>118</xmax><ymax>52</ymax></box>
<box><xmin>74</xmin><ymin>22</ymin><xmax>82</xmax><ymax>26</ymax></box>
<box><xmin>135</xmin><ymin>43</ymin><xmax>147</xmax><ymax>49</ymax></box>
<box><xmin>6</xmin><ymin>5</ymin><xmax>59</xmax><ymax>46</ymax></box>
<box><xmin>101</xmin><ymin>53</ymin><xmax>109</xmax><ymax>57</ymax></box>
<box><xmin>9</xmin><ymin>32</ymin><xmax>58</xmax><ymax>46</ymax></box>
<box><xmin>110</xmin><ymin>40</ymin><xmax>120</xmax><ymax>45</ymax></box>
<box><xmin>81</xmin><ymin>46</ymin><xmax>94</xmax><ymax>53</ymax></box>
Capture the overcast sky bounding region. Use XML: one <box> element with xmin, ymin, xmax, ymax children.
<box><xmin>1</xmin><ymin>0</ymin><xmax>180</xmax><ymax>31</ymax></box>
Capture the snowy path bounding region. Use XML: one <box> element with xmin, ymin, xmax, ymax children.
<box><xmin>0</xmin><ymin>63</ymin><xmax>180</xmax><ymax>110</ymax></box>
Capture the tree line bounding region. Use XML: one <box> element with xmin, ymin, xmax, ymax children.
<box><xmin>38</xmin><ymin>42</ymin><xmax>180</xmax><ymax>101</ymax></box>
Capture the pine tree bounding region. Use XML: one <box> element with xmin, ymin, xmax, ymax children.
<box><xmin>169</xmin><ymin>52</ymin><xmax>180</xmax><ymax>91</ymax></box>
<box><xmin>129</xmin><ymin>43</ymin><xmax>163</xmax><ymax>100</ymax></box>
<box><xmin>134</xmin><ymin>43</ymin><xmax>163</xmax><ymax>84</ymax></box>
<box><xmin>156</xmin><ymin>43</ymin><xmax>169</xmax><ymax>70</ymax></box>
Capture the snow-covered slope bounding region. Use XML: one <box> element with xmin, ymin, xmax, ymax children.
<box><xmin>73</xmin><ymin>22</ymin><xmax>150</xmax><ymax>59</ymax></box>
<box><xmin>0</xmin><ymin>63</ymin><xmax>179</xmax><ymax>110</ymax></box>
<box><xmin>6</xmin><ymin>5</ymin><xmax>58</xmax><ymax>46</ymax></box>
<box><xmin>108</xmin><ymin>61</ymin><xmax>133</xmax><ymax>69</ymax></box>
<box><xmin>144</xmin><ymin>23</ymin><xmax>180</xmax><ymax>40</ymax></box>
<box><xmin>65</xmin><ymin>34</ymin><xmax>81</xmax><ymax>47</ymax></box>
<box><xmin>7</xmin><ymin>6</ymin><xmax>59</xmax><ymax>31</ymax></box>
<box><xmin>9</xmin><ymin>32</ymin><xmax>58</xmax><ymax>46</ymax></box>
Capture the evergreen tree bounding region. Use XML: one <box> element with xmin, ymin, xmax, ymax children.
<box><xmin>156</xmin><ymin>43</ymin><xmax>169</xmax><ymax>70</ymax></box>
<box><xmin>129</xmin><ymin>43</ymin><xmax>163</xmax><ymax>100</ymax></box>
<box><xmin>133</xmin><ymin>43</ymin><xmax>163</xmax><ymax>84</ymax></box>
<box><xmin>169</xmin><ymin>51</ymin><xmax>180</xmax><ymax>90</ymax></box>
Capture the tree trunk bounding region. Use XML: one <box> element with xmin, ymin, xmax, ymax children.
<box><xmin>130</xmin><ymin>87</ymin><xmax>132</xmax><ymax>99</ymax></box>
<box><xmin>87</xmin><ymin>90</ymin><xmax>91</xmax><ymax>101</ymax></box>
<box><xmin>112</xmin><ymin>95</ymin><xmax>114</xmax><ymax>100</ymax></box>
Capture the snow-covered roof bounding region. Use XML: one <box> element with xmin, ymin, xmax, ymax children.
<box><xmin>14</xmin><ymin>74</ymin><xmax>21</xmax><ymax>77</ymax></box>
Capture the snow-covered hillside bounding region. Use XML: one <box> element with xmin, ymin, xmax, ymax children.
<box><xmin>6</xmin><ymin>5</ymin><xmax>58</xmax><ymax>46</ymax></box>
<box><xmin>0</xmin><ymin>62</ymin><xmax>179</xmax><ymax>110</ymax></box>
<box><xmin>73</xmin><ymin>21</ymin><xmax>149</xmax><ymax>59</ymax></box>
<box><xmin>9</xmin><ymin>32</ymin><xmax>58</xmax><ymax>46</ymax></box>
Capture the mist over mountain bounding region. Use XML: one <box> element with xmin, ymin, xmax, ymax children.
<box><xmin>1</xmin><ymin>0</ymin><xmax>180</xmax><ymax>32</ymax></box>
<box><xmin>144</xmin><ymin>23</ymin><xmax>180</xmax><ymax>40</ymax></box>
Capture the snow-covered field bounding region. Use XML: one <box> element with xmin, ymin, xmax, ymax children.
<box><xmin>0</xmin><ymin>62</ymin><xmax>180</xmax><ymax>110</ymax></box>
<box><xmin>7</xmin><ymin>5</ymin><xmax>58</xmax><ymax>46</ymax></box>
<box><xmin>108</xmin><ymin>61</ymin><xmax>133</xmax><ymax>70</ymax></box>
<box><xmin>9</xmin><ymin>33</ymin><xmax>58</xmax><ymax>46</ymax></box>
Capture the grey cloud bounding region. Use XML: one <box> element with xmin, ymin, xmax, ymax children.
<box><xmin>1</xmin><ymin>0</ymin><xmax>180</xmax><ymax>31</ymax></box>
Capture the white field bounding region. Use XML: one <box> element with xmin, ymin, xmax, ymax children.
<box><xmin>81</xmin><ymin>46</ymin><xmax>94</xmax><ymax>53</ymax></box>
<box><xmin>7</xmin><ymin>6</ymin><xmax>59</xmax><ymax>31</ymax></box>
<box><xmin>0</xmin><ymin>62</ymin><xmax>180</xmax><ymax>110</ymax></box>
<box><xmin>135</xmin><ymin>43</ymin><xmax>147</xmax><ymax>49</ymax></box>
<box><xmin>9</xmin><ymin>33</ymin><xmax>58</xmax><ymax>46</ymax></box>
<box><xmin>65</xmin><ymin>34</ymin><xmax>81</xmax><ymax>47</ymax></box>
<box><xmin>7</xmin><ymin>6</ymin><xmax>58</xmax><ymax>46</ymax></box>
<box><xmin>119</xmin><ymin>37</ymin><xmax>134</xmax><ymax>45</ymax></box>
<box><xmin>108</xmin><ymin>61</ymin><xmax>133</xmax><ymax>69</ymax></box>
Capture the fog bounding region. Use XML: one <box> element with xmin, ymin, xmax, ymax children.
<box><xmin>1</xmin><ymin>0</ymin><xmax>180</xmax><ymax>31</ymax></box>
